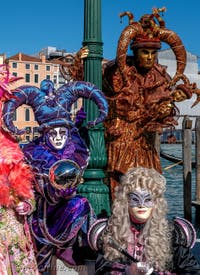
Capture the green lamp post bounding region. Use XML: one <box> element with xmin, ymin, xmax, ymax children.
<box><xmin>77</xmin><ymin>0</ymin><xmax>110</xmax><ymax>216</ymax></box>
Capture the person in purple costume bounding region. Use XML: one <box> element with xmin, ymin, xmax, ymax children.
<box><xmin>2</xmin><ymin>79</ymin><xmax>108</xmax><ymax>273</ymax></box>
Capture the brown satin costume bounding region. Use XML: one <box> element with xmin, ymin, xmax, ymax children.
<box><xmin>102</xmin><ymin>8</ymin><xmax>196</xmax><ymax>195</ymax></box>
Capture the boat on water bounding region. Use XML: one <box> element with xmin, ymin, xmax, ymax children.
<box><xmin>160</xmin><ymin>150</ymin><xmax>196</xmax><ymax>168</ymax></box>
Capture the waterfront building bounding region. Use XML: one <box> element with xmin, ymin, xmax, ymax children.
<box><xmin>0</xmin><ymin>48</ymin><xmax>80</xmax><ymax>143</ymax></box>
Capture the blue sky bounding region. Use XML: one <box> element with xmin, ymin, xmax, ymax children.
<box><xmin>1</xmin><ymin>0</ymin><xmax>199</xmax><ymax>62</ymax></box>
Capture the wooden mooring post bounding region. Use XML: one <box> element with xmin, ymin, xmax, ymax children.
<box><xmin>192</xmin><ymin>116</ymin><xmax>200</xmax><ymax>226</ymax></box>
<box><xmin>182</xmin><ymin>115</ymin><xmax>200</xmax><ymax>225</ymax></box>
<box><xmin>182</xmin><ymin>116</ymin><xmax>192</xmax><ymax>221</ymax></box>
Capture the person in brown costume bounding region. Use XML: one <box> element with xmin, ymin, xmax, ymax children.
<box><xmin>102</xmin><ymin>7</ymin><xmax>200</xmax><ymax>196</ymax></box>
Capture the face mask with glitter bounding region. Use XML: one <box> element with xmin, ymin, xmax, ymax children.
<box><xmin>128</xmin><ymin>190</ymin><xmax>154</xmax><ymax>208</ymax></box>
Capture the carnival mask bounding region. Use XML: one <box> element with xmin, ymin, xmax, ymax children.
<box><xmin>136</xmin><ymin>48</ymin><xmax>158</xmax><ymax>70</ymax></box>
<box><xmin>46</xmin><ymin>127</ymin><xmax>69</xmax><ymax>150</ymax></box>
<box><xmin>128</xmin><ymin>190</ymin><xmax>154</xmax><ymax>208</ymax></box>
<box><xmin>128</xmin><ymin>190</ymin><xmax>154</xmax><ymax>223</ymax></box>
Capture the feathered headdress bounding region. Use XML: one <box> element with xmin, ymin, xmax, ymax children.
<box><xmin>0</xmin><ymin>64</ymin><xmax>33</xmax><ymax>207</ymax></box>
<box><xmin>0</xmin><ymin>64</ymin><xmax>22</xmax><ymax>100</ymax></box>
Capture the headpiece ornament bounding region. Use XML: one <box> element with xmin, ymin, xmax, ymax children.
<box><xmin>117</xmin><ymin>7</ymin><xmax>187</xmax><ymax>86</ymax></box>
<box><xmin>2</xmin><ymin>80</ymin><xmax>108</xmax><ymax>134</ymax></box>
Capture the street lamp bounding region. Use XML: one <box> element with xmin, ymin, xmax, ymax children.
<box><xmin>77</xmin><ymin>0</ymin><xmax>110</xmax><ymax>217</ymax></box>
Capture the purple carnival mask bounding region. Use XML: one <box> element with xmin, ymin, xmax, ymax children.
<box><xmin>128</xmin><ymin>190</ymin><xmax>154</xmax><ymax>208</ymax></box>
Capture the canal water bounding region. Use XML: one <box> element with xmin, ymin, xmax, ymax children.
<box><xmin>161</xmin><ymin>144</ymin><xmax>200</xmax><ymax>234</ymax></box>
<box><xmin>161</xmin><ymin>143</ymin><xmax>200</xmax><ymax>260</ymax></box>
<box><xmin>161</xmin><ymin>144</ymin><xmax>195</xmax><ymax>216</ymax></box>
<box><xmin>161</xmin><ymin>143</ymin><xmax>194</xmax><ymax>218</ymax></box>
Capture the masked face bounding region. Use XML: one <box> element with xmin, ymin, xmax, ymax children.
<box><xmin>173</xmin><ymin>90</ymin><xmax>188</xmax><ymax>102</ymax></box>
<box><xmin>128</xmin><ymin>189</ymin><xmax>154</xmax><ymax>223</ymax></box>
<box><xmin>47</xmin><ymin>127</ymin><xmax>69</xmax><ymax>150</ymax></box>
<box><xmin>136</xmin><ymin>48</ymin><xmax>158</xmax><ymax>70</ymax></box>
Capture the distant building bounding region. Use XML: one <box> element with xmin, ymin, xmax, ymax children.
<box><xmin>39</xmin><ymin>46</ymin><xmax>76</xmax><ymax>60</ymax></box>
<box><xmin>0</xmin><ymin>47</ymin><xmax>81</xmax><ymax>143</ymax></box>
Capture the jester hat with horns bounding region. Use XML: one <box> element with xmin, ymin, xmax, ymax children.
<box><xmin>2</xmin><ymin>80</ymin><xmax>108</xmax><ymax>135</ymax></box>
<box><xmin>117</xmin><ymin>7</ymin><xmax>187</xmax><ymax>86</ymax></box>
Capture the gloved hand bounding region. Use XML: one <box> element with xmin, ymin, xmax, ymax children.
<box><xmin>75</xmin><ymin>107</ymin><xmax>87</xmax><ymax>127</ymax></box>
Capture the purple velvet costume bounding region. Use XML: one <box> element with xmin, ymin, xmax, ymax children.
<box><xmin>22</xmin><ymin>135</ymin><xmax>95</xmax><ymax>271</ymax></box>
<box><xmin>20</xmin><ymin>133</ymin><xmax>95</xmax><ymax>271</ymax></box>
<box><xmin>2</xmin><ymin>79</ymin><xmax>108</xmax><ymax>272</ymax></box>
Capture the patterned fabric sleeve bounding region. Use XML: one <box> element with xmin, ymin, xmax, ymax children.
<box><xmin>172</xmin><ymin>217</ymin><xmax>200</xmax><ymax>274</ymax></box>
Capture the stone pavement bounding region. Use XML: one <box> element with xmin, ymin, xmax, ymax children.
<box><xmin>49</xmin><ymin>257</ymin><xmax>95</xmax><ymax>275</ymax></box>
<box><xmin>56</xmin><ymin>260</ymin><xmax>80</xmax><ymax>275</ymax></box>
